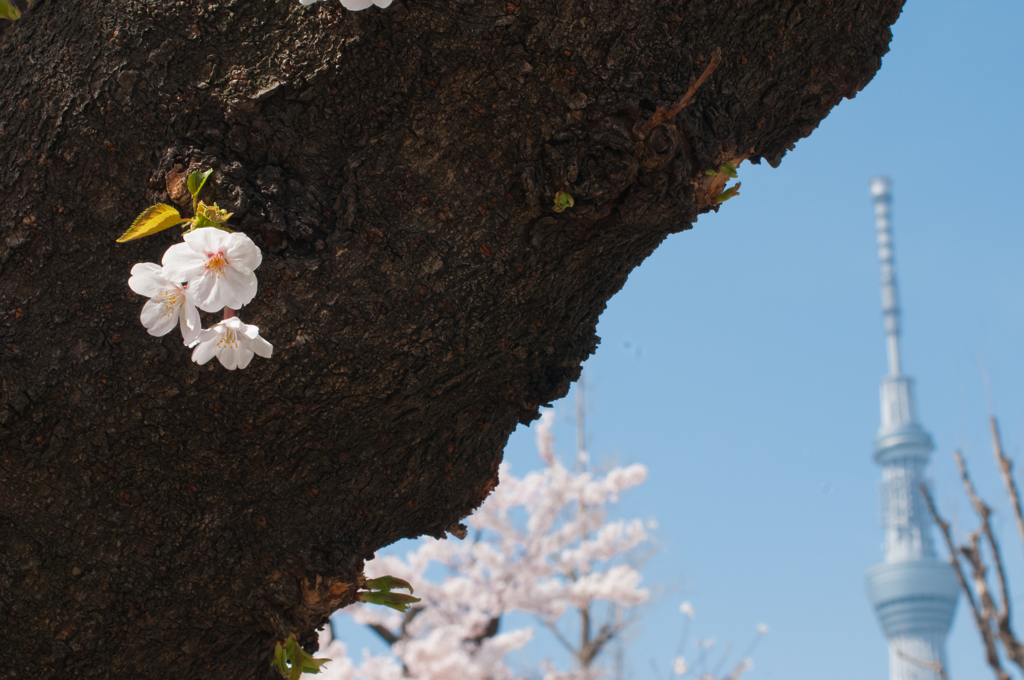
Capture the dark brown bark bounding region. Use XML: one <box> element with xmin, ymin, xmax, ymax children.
<box><xmin>0</xmin><ymin>0</ymin><xmax>901</xmax><ymax>677</ymax></box>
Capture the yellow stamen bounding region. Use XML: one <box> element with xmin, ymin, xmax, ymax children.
<box><xmin>205</xmin><ymin>252</ymin><xmax>228</xmax><ymax>276</ymax></box>
<box><xmin>158</xmin><ymin>290</ymin><xmax>181</xmax><ymax>318</ymax></box>
<box><xmin>216</xmin><ymin>328</ymin><xmax>240</xmax><ymax>350</ymax></box>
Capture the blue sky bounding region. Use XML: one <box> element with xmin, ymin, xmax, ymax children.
<box><xmin>334</xmin><ymin>1</ymin><xmax>1024</xmax><ymax>678</ymax></box>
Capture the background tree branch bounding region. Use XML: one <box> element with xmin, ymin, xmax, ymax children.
<box><xmin>923</xmin><ymin>418</ymin><xmax>1024</xmax><ymax>680</ymax></box>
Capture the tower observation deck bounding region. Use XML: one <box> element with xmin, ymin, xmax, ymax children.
<box><xmin>864</xmin><ymin>177</ymin><xmax>959</xmax><ymax>680</ymax></box>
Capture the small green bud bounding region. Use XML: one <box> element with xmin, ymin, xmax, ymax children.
<box><xmin>0</xmin><ymin>0</ymin><xmax>21</xmax><ymax>20</ymax></box>
<box><xmin>552</xmin><ymin>191</ymin><xmax>574</xmax><ymax>213</ymax></box>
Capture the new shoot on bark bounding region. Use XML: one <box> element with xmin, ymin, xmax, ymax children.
<box><xmin>552</xmin><ymin>191</ymin><xmax>575</xmax><ymax>213</ymax></box>
<box><xmin>0</xmin><ymin>0</ymin><xmax>22</xmax><ymax>21</ymax></box>
<box><xmin>117</xmin><ymin>169</ymin><xmax>230</xmax><ymax>242</ymax></box>
<box><xmin>272</xmin><ymin>633</ymin><xmax>331</xmax><ymax>680</ymax></box>
<box><xmin>704</xmin><ymin>162</ymin><xmax>742</xmax><ymax>204</ymax></box>
<box><xmin>357</xmin><ymin>575</ymin><xmax>422</xmax><ymax>612</ymax></box>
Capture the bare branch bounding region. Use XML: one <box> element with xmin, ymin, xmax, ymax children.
<box><xmin>956</xmin><ymin>450</ymin><xmax>1024</xmax><ymax>671</ymax></box>
<box><xmin>894</xmin><ymin>647</ymin><xmax>950</xmax><ymax>680</ymax></box>
<box><xmin>580</xmin><ymin>622</ymin><xmax>618</xmax><ymax>668</ymax></box>
<box><xmin>542</xmin><ymin>618</ymin><xmax>578</xmax><ymax>657</ymax></box>
<box><xmin>468</xmin><ymin>616</ymin><xmax>500</xmax><ymax>646</ymax></box>
<box><xmin>367</xmin><ymin>623</ymin><xmax>400</xmax><ymax>647</ymax></box>
<box><xmin>921</xmin><ymin>482</ymin><xmax>1009</xmax><ymax>680</ymax></box>
<box><xmin>365</xmin><ymin>604</ymin><xmax>425</xmax><ymax>647</ymax></box>
<box><xmin>643</xmin><ymin>48</ymin><xmax>723</xmax><ymax>132</ymax></box>
<box><xmin>956</xmin><ymin>451</ymin><xmax>1012</xmax><ymax>621</ymax></box>
<box><xmin>960</xmin><ymin>533</ymin><xmax>1005</xmax><ymax>664</ymax></box>
<box><xmin>991</xmin><ymin>417</ymin><xmax>1024</xmax><ymax>552</ymax></box>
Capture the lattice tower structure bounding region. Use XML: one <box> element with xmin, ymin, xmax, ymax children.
<box><xmin>864</xmin><ymin>177</ymin><xmax>959</xmax><ymax>680</ymax></box>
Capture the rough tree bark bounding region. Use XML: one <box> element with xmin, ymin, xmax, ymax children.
<box><xmin>0</xmin><ymin>0</ymin><xmax>902</xmax><ymax>677</ymax></box>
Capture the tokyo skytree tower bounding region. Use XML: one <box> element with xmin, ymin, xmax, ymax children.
<box><xmin>864</xmin><ymin>177</ymin><xmax>959</xmax><ymax>680</ymax></box>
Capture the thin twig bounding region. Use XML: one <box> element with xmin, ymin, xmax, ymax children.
<box><xmin>643</xmin><ymin>48</ymin><xmax>722</xmax><ymax>132</ymax></box>
<box><xmin>991</xmin><ymin>417</ymin><xmax>1024</xmax><ymax>553</ymax></box>
<box><xmin>956</xmin><ymin>452</ymin><xmax>1012</xmax><ymax>623</ymax></box>
<box><xmin>894</xmin><ymin>648</ymin><xmax>950</xmax><ymax>680</ymax></box>
<box><xmin>921</xmin><ymin>483</ymin><xmax>1009</xmax><ymax>680</ymax></box>
<box><xmin>956</xmin><ymin>450</ymin><xmax>1024</xmax><ymax>671</ymax></box>
<box><xmin>960</xmin><ymin>533</ymin><xmax>1005</xmax><ymax>665</ymax></box>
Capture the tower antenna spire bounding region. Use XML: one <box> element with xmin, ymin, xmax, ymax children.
<box><xmin>865</xmin><ymin>177</ymin><xmax>958</xmax><ymax>680</ymax></box>
<box><xmin>871</xmin><ymin>177</ymin><xmax>901</xmax><ymax>376</ymax></box>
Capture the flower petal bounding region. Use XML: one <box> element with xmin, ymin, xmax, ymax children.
<box><xmin>182</xmin><ymin>226</ymin><xmax>228</xmax><ymax>254</ymax></box>
<box><xmin>220</xmin><ymin>266</ymin><xmax>258</xmax><ymax>309</ymax></box>
<box><xmin>235</xmin><ymin>348</ymin><xmax>256</xmax><ymax>369</ymax></box>
<box><xmin>249</xmin><ymin>334</ymin><xmax>274</xmax><ymax>359</ymax></box>
<box><xmin>186</xmin><ymin>272</ymin><xmax>223</xmax><ymax>313</ymax></box>
<box><xmin>341</xmin><ymin>0</ymin><xmax>375</xmax><ymax>9</ymax></box>
<box><xmin>223</xmin><ymin>232</ymin><xmax>262</xmax><ymax>274</ymax></box>
<box><xmin>191</xmin><ymin>337</ymin><xmax>219</xmax><ymax>365</ymax></box>
<box><xmin>218</xmin><ymin>346</ymin><xmax>240</xmax><ymax>370</ymax></box>
<box><xmin>179</xmin><ymin>297</ymin><xmax>202</xmax><ymax>346</ymax></box>
<box><xmin>128</xmin><ymin>263</ymin><xmax>171</xmax><ymax>297</ymax></box>
<box><xmin>140</xmin><ymin>295</ymin><xmax>179</xmax><ymax>337</ymax></box>
<box><xmin>162</xmin><ymin>242</ymin><xmax>207</xmax><ymax>283</ymax></box>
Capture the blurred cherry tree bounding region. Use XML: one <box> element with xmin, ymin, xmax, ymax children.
<box><xmin>310</xmin><ymin>397</ymin><xmax>763</xmax><ymax>680</ymax></box>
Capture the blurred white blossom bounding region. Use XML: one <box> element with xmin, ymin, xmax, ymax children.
<box><xmin>319</xmin><ymin>406</ymin><xmax>650</xmax><ymax>679</ymax></box>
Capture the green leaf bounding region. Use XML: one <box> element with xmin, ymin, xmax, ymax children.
<box><xmin>552</xmin><ymin>191</ymin><xmax>574</xmax><ymax>213</ymax></box>
<box><xmin>364</xmin><ymin>575</ymin><xmax>415</xmax><ymax>594</ymax></box>
<box><xmin>187</xmin><ymin>169</ymin><xmax>213</xmax><ymax>198</ymax></box>
<box><xmin>270</xmin><ymin>634</ymin><xmax>330</xmax><ymax>678</ymax></box>
<box><xmin>703</xmin><ymin>169</ymin><xmax>718</xmax><ymax>176</ymax></box>
<box><xmin>116</xmin><ymin>204</ymin><xmax>187</xmax><ymax>243</ymax></box>
<box><xmin>289</xmin><ymin>641</ymin><xmax>302</xmax><ymax>680</ymax></box>
<box><xmin>272</xmin><ymin>642</ymin><xmax>289</xmax><ymax>678</ymax></box>
<box><xmin>0</xmin><ymin>1</ymin><xmax>21</xmax><ymax>20</ymax></box>
<box><xmin>714</xmin><ymin>182</ymin><xmax>741</xmax><ymax>204</ymax></box>
<box><xmin>357</xmin><ymin>590</ymin><xmax>422</xmax><ymax>612</ymax></box>
<box><xmin>302</xmin><ymin>658</ymin><xmax>331</xmax><ymax>673</ymax></box>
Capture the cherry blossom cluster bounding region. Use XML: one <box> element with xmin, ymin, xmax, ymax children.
<box><xmin>302</xmin><ymin>406</ymin><xmax>769</xmax><ymax>680</ymax></box>
<box><xmin>313</xmin><ymin>409</ymin><xmax>652</xmax><ymax>680</ymax></box>
<box><xmin>298</xmin><ymin>0</ymin><xmax>393</xmax><ymax>10</ymax></box>
<box><xmin>127</xmin><ymin>227</ymin><xmax>272</xmax><ymax>370</ymax></box>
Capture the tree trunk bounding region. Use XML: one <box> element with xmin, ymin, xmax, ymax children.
<box><xmin>0</xmin><ymin>0</ymin><xmax>901</xmax><ymax>677</ymax></box>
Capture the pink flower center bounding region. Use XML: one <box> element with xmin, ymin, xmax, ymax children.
<box><xmin>205</xmin><ymin>251</ymin><xmax>228</xmax><ymax>276</ymax></box>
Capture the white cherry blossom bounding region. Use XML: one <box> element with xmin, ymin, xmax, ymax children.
<box><xmin>127</xmin><ymin>263</ymin><xmax>201</xmax><ymax>345</ymax></box>
<box><xmin>162</xmin><ymin>228</ymin><xmax>262</xmax><ymax>313</ymax></box>
<box><xmin>191</xmin><ymin>317</ymin><xmax>272</xmax><ymax>370</ymax></box>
